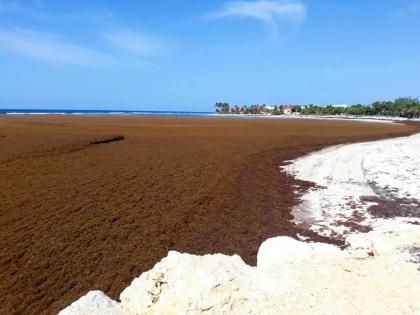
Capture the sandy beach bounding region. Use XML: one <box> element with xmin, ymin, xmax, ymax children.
<box><xmin>1</xmin><ymin>115</ymin><xmax>419</xmax><ymax>314</ymax></box>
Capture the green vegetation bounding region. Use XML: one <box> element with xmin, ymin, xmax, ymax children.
<box><xmin>297</xmin><ymin>97</ymin><xmax>420</xmax><ymax>118</ymax></box>
<box><xmin>272</xmin><ymin>106</ymin><xmax>283</xmax><ymax>115</ymax></box>
<box><xmin>215</xmin><ymin>97</ymin><xmax>420</xmax><ymax>119</ymax></box>
<box><xmin>216</xmin><ymin>103</ymin><xmax>282</xmax><ymax>115</ymax></box>
<box><xmin>215</xmin><ymin>102</ymin><xmax>230</xmax><ymax>114</ymax></box>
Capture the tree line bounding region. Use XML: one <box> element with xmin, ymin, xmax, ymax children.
<box><xmin>215</xmin><ymin>103</ymin><xmax>283</xmax><ymax>115</ymax></box>
<box><xmin>215</xmin><ymin>97</ymin><xmax>420</xmax><ymax>118</ymax></box>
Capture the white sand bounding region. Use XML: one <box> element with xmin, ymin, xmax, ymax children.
<box><xmin>209</xmin><ymin>113</ymin><xmax>411</xmax><ymax>124</ymax></box>
<box><xmin>282</xmin><ymin>133</ymin><xmax>420</xmax><ymax>262</ymax></box>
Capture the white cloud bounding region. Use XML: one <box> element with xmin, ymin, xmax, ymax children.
<box><xmin>103</xmin><ymin>28</ymin><xmax>164</xmax><ymax>57</ymax></box>
<box><xmin>210</xmin><ymin>0</ymin><xmax>306</xmax><ymax>33</ymax></box>
<box><xmin>0</xmin><ymin>28</ymin><xmax>112</xmax><ymax>66</ymax></box>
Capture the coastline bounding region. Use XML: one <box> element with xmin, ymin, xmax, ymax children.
<box><xmin>211</xmin><ymin>112</ymin><xmax>419</xmax><ymax>123</ymax></box>
<box><xmin>1</xmin><ymin>115</ymin><xmax>419</xmax><ymax>314</ymax></box>
<box><xmin>2</xmin><ymin>109</ymin><xmax>419</xmax><ymax>125</ymax></box>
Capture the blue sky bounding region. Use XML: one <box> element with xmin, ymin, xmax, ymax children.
<box><xmin>0</xmin><ymin>0</ymin><xmax>419</xmax><ymax>111</ymax></box>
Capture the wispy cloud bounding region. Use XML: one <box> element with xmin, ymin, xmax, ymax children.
<box><xmin>0</xmin><ymin>5</ymin><xmax>166</xmax><ymax>65</ymax></box>
<box><xmin>103</xmin><ymin>28</ymin><xmax>164</xmax><ymax>57</ymax></box>
<box><xmin>0</xmin><ymin>28</ymin><xmax>112</xmax><ymax>66</ymax></box>
<box><xmin>209</xmin><ymin>0</ymin><xmax>306</xmax><ymax>34</ymax></box>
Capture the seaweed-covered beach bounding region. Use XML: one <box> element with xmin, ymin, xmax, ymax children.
<box><xmin>1</xmin><ymin>115</ymin><xmax>419</xmax><ymax>314</ymax></box>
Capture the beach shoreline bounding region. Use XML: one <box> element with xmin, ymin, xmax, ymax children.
<box><xmin>1</xmin><ymin>115</ymin><xmax>419</xmax><ymax>314</ymax></box>
<box><xmin>2</xmin><ymin>109</ymin><xmax>419</xmax><ymax>125</ymax></box>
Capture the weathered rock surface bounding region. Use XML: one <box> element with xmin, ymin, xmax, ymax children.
<box><xmin>59</xmin><ymin>236</ymin><xmax>420</xmax><ymax>315</ymax></box>
<box><xmin>59</xmin><ymin>291</ymin><xmax>118</xmax><ymax>315</ymax></box>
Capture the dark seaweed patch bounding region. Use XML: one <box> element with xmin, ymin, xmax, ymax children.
<box><xmin>89</xmin><ymin>135</ymin><xmax>125</xmax><ymax>145</ymax></box>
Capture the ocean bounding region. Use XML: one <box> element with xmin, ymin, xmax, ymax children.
<box><xmin>0</xmin><ymin>109</ymin><xmax>213</xmax><ymax>118</ymax></box>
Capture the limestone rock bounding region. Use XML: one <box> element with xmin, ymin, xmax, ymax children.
<box><xmin>119</xmin><ymin>251</ymin><xmax>253</xmax><ymax>314</ymax></box>
<box><xmin>59</xmin><ymin>236</ymin><xmax>420</xmax><ymax>315</ymax></box>
<box><xmin>58</xmin><ymin>291</ymin><xmax>118</xmax><ymax>315</ymax></box>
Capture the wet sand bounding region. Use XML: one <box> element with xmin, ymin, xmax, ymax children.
<box><xmin>1</xmin><ymin>115</ymin><xmax>419</xmax><ymax>314</ymax></box>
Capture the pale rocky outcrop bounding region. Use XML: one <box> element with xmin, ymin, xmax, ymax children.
<box><xmin>59</xmin><ymin>236</ymin><xmax>420</xmax><ymax>315</ymax></box>
<box><xmin>59</xmin><ymin>291</ymin><xmax>118</xmax><ymax>315</ymax></box>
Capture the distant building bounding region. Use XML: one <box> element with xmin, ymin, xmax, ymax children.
<box><xmin>282</xmin><ymin>105</ymin><xmax>294</xmax><ymax>115</ymax></box>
